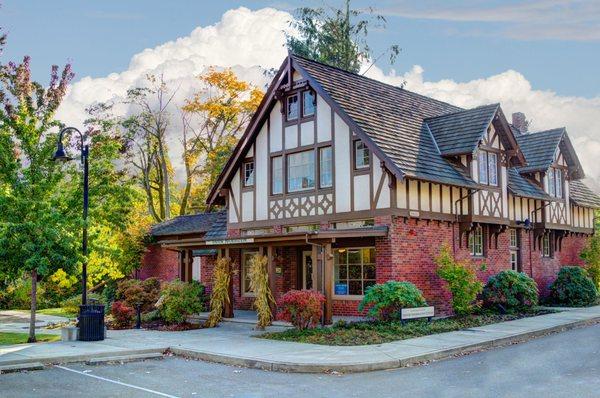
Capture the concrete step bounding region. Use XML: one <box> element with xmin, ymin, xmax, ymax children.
<box><xmin>0</xmin><ymin>362</ymin><xmax>44</xmax><ymax>374</ymax></box>
<box><xmin>85</xmin><ymin>352</ymin><xmax>164</xmax><ymax>365</ymax></box>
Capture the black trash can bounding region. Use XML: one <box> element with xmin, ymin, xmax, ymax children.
<box><xmin>78</xmin><ymin>304</ymin><xmax>105</xmax><ymax>341</ymax></box>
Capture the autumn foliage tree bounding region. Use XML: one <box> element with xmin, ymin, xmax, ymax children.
<box><xmin>181</xmin><ymin>68</ymin><xmax>263</xmax><ymax>213</ymax></box>
<box><xmin>0</xmin><ymin>56</ymin><xmax>77</xmax><ymax>342</ymax></box>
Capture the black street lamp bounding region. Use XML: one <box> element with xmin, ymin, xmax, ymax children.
<box><xmin>52</xmin><ymin>127</ymin><xmax>89</xmax><ymax>306</ymax></box>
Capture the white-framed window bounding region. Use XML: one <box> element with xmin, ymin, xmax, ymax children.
<box><xmin>510</xmin><ymin>250</ymin><xmax>518</xmax><ymax>271</ymax></box>
<box><xmin>243</xmin><ymin>161</ymin><xmax>254</xmax><ymax>187</ymax></box>
<box><xmin>241</xmin><ymin>249</ymin><xmax>259</xmax><ymax>295</ymax></box>
<box><xmin>478</xmin><ymin>151</ymin><xmax>488</xmax><ymax>185</ymax></box>
<box><xmin>469</xmin><ymin>226</ymin><xmax>484</xmax><ymax>257</ymax></box>
<box><xmin>271</xmin><ymin>156</ymin><xmax>283</xmax><ymax>195</ymax></box>
<box><xmin>286</xmin><ymin>94</ymin><xmax>299</xmax><ymax>121</ymax></box>
<box><xmin>334</xmin><ymin>247</ymin><xmax>376</xmax><ymax>296</ymax></box>
<box><xmin>542</xmin><ymin>234</ymin><xmax>551</xmax><ymax>257</ymax></box>
<box><xmin>509</xmin><ymin>228</ymin><xmax>518</xmax><ymax>248</ymax></box>
<box><xmin>478</xmin><ymin>150</ymin><xmax>498</xmax><ymax>186</ymax></box>
<box><xmin>555</xmin><ymin>168</ymin><xmax>563</xmax><ymax>198</ymax></box>
<box><xmin>287</xmin><ymin>150</ymin><xmax>315</xmax><ymax>192</ymax></box>
<box><xmin>548</xmin><ymin>168</ymin><xmax>556</xmax><ymax>197</ymax></box>
<box><xmin>319</xmin><ymin>146</ymin><xmax>333</xmax><ymax>188</ymax></box>
<box><xmin>354</xmin><ymin>140</ymin><xmax>370</xmax><ymax>169</ymax></box>
<box><xmin>303</xmin><ymin>90</ymin><xmax>316</xmax><ymax>117</ymax></box>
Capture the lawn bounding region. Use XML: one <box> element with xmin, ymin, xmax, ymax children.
<box><xmin>259</xmin><ymin>310</ymin><xmax>552</xmax><ymax>346</ymax></box>
<box><xmin>0</xmin><ymin>332</ymin><xmax>60</xmax><ymax>345</ymax></box>
<box><xmin>37</xmin><ymin>308</ymin><xmax>77</xmax><ymax>318</ymax></box>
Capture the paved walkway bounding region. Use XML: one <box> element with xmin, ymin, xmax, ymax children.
<box><xmin>1</xmin><ymin>306</ymin><xmax>599</xmax><ymax>373</ymax></box>
<box><xmin>0</xmin><ymin>310</ymin><xmax>69</xmax><ymax>335</ymax></box>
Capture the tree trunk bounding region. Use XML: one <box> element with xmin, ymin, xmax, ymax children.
<box><xmin>28</xmin><ymin>269</ymin><xmax>37</xmax><ymax>343</ymax></box>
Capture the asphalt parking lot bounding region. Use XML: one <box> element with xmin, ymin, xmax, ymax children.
<box><xmin>2</xmin><ymin>323</ymin><xmax>599</xmax><ymax>398</ymax></box>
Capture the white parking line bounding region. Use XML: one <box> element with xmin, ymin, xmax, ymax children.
<box><xmin>55</xmin><ymin>365</ymin><xmax>180</xmax><ymax>398</ymax></box>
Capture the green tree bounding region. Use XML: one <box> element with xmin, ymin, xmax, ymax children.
<box><xmin>0</xmin><ymin>56</ymin><xmax>77</xmax><ymax>342</ymax></box>
<box><xmin>287</xmin><ymin>0</ymin><xmax>400</xmax><ymax>73</ymax></box>
<box><xmin>581</xmin><ymin>210</ymin><xmax>600</xmax><ymax>288</ymax></box>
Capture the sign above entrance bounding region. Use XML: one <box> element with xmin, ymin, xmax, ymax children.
<box><xmin>205</xmin><ymin>238</ymin><xmax>254</xmax><ymax>246</ymax></box>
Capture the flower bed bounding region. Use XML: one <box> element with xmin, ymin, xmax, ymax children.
<box><xmin>259</xmin><ymin>309</ymin><xmax>553</xmax><ymax>346</ymax></box>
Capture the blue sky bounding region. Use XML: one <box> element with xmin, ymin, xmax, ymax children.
<box><xmin>1</xmin><ymin>0</ymin><xmax>599</xmax><ymax>98</ymax></box>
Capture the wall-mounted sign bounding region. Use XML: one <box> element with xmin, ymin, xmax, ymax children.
<box><xmin>334</xmin><ymin>284</ymin><xmax>348</xmax><ymax>295</ymax></box>
<box><xmin>409</xmin><ymin>210</ymin><xmax>420</xmax><ymax>218</ymax></box>
<box><xmin>275</xmin><ymin>267</ymin><xmax>282</xmax><ymax>274</ymax></box>
<box><xmin>205</xmin><ymin>238</ymin><xmax>254</xmax><ymax>246</ymax></box>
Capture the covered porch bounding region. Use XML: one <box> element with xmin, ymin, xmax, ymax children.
<box><xmin>160</xmin><ymin>226</ymin><xmax>388</xmax><ymax>324</ymax></box>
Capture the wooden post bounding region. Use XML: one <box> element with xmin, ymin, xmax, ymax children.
<box><xmin>185</xmin><ymin>249</ymin><xmax>193</xmax><ymax>282</ymax></box>
<box><xmin>223</xmin><ymin>248</ymin><xmax>234</xmax><ymax>318</ymax></box>
<box><xmin>323</xmin><ymin>242</ymin><xmax>333</xmax><ymax>325</ymax></box>
<box><xmin>267</xmin><ymin>246</ymin><xmax>277</xmax><ymax>313</ymax></box>
<box><xmin>311</xmin><ymin>245</ymin><xmax>318</xmax><ymax>291</ymax></box>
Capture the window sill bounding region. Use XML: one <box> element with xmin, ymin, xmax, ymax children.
<box><xmin>333</xmin><ymin>295</ymin><xmax>364</xmax><ymax>301</ymax></box>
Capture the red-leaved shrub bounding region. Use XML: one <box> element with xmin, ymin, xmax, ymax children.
<box><xmin>276</xmin><ymin>290</ymin><xmax>325</xmax><ymax>330</ymax></box>
<box><xmin>111</xmin><ymin>300</ymin><xmax>135</xmax><ymax>329</ymax></box>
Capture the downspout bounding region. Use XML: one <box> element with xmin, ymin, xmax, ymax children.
<box><xmin>305</xmin><ymin>233</ymin><xmax>327</xmax><ymax>326</ymax></box>
<box><xmin>453</xmin><ymin>188</ymin><xmax>481</xmax><ymax>255</ymax></box>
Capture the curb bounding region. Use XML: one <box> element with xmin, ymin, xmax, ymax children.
<box><xmin>0</xmin><ymin>362</ymin><xmax>45</xmax><ymax>374</ymax></box>
<box><xmin>170</xmin><ymin>316</ymin><xmax>600</xmax><ymax>373</ymax></box>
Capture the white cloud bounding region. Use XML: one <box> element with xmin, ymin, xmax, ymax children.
<box><xmin>57</xmin><ymin>6</ymin><xmax>600</xmax><ymax>192</ymax></box>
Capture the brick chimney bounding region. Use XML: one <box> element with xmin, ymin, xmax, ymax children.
<box><xmin>512</xmin><ymin>112</ymin><xmax>528</xmax><ymax>134</ymax></box>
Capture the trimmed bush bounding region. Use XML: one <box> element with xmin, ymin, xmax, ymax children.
<box><xmin>116</xmin><ymin>278</ymin><xmax>161</xmax><ymax>312</ymax></box>
<box><xmin>277</xmin><ymin>290</ymin><xmax>325</xmax><ymax>330</ymax></box>
<box><xmin>111</xmin><ymin>301</ymin><xmax>135</xmax><ymax>329</ymax></box>
<box><xmin>158</xmin><ymin>280</ymin><xmax>206</xmax><ymax>324</ymax></box>
<box><xmin>435</xmin><ymin>245</ymin><xmax>483</xmax><ymax>315</ymax></box>
<box><xmin>358</xmin><ymin>281</ymin><xmax>427</xmax><ymax>321</ymax></box>
<box><xmin>549</xmin><ymin>266</ymin><xmax>598</xmax><ymax>307</ymax></box>
<box><xmin>482</xmin><ymin>270</ymin><xmax>538</xmax><ymax>311</ymax></box>
<box><xmin>61</xmin><ymin>293</ymin><xmax>104</xmax><ymax>315</ymax></box>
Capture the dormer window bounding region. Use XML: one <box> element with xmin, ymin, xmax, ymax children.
<box><xmin>548</xmin><ymin>167</ymin><xmax>563</xmax><ymax>198</ymax></box>
<box><xmin>303</xmin><ymin>90</ymin><xmax>316</xmax><ymax>117</ymax></box>
<box><xmin>354</xmin><ymin>140</ymin><xmax>370</xmax><ymax>169</ymax></box>
<box><xmin>477</xmin><ymin>150</ymin><xmax>498</xmax><ymax>186</ymax></box>
<box><xmin>286</xmin><ymin>94</ymin><xmax>299</xmax><ymax>121</ymax></box>
<box><xmin>243</xmin><ymin>161</ymin><xmax>255</xmax><ymax>187</ymax></box>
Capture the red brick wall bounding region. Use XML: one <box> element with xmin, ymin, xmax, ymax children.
<box><xmin>138</xmin><ymin>244</ymin><xmax>179</xmax><ymax>281</ymax></box>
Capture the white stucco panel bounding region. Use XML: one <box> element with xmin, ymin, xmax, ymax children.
<box><xmin>284</xmin><ymin>125</ymin><xmax>297</xmax><ymax>149</ymax></box>
<box><xmin>241</xmin><ymin>191</ymin><xmax>254</xmax><ymax>222</ymax></box>
<box><xmin>354</xmin><ymin>174</ymin><xmax>370</xmax><ymax>211</ymax></box>
<box><xmin>300</xmin><ymin>121</ymin><xmax>314</xmax><ymax>146</ymax></box>
<box><xmin>255</xmin><ymin>124</ymin><xmax>268</xmax><ymax>220</ymax></box>
<box><xmin>270</xmin><ymin>101</ymin><xmax>282</xmax><ymax>152</ymax></box>
<box><xmin>316</xmin><ymin>95</ymin><xmax>331</xmax><ymax>142</ymax></box>
<box><xmin>334</xmin><ymin>114</ymin><xmax>351</xmax><ymax>213</ymax></box>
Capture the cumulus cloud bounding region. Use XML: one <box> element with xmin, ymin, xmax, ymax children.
<box><xmin>57</xmin><ymin>6</ymin><xmax>600</xmax><ymax>191</ymax></box>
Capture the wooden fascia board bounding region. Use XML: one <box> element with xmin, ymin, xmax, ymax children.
<box><xmin>291</xmin><ymin>57</ymin><xmax>406</xmax><ymax>184</ymax></box>
<box><xmin>559</xmin><ymin>131</ymin><xmax>585</xmax><ymax>179</ymax></box>
<box><xmin>494</xmin><ymin>106</ymin><xmax>527</xmax><ymax>165</ymax></box>
<box><xmin>206</xmin><ymin>58</ymin><xmax>289</xmax><ymax>205</ymax></box>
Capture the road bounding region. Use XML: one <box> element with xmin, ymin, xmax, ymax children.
<box><xmin>2</xmin><ymin>323</ymin><xmax>599</xmax><ymax>398</ymax></box>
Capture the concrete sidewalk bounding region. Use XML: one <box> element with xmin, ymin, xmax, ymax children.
<box><xmin>1</xmin><ymin>305</ymin><xmax>599</xmax><ymax>373</ymax></box>
<box><xmin>0</xmin><ymin>310</ymin><xmax>70</xmax><ymax>335</ymax></box>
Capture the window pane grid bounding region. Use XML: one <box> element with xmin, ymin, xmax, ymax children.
<box><xmin>303</xmin><ymin>90</ymin><xmax>315</xmax><ymax>117</ymax></box>
<box><xmin>354</xmin><ymin>141</ymin><xmax>370</xmax><ymax>169</ymax></box>
<box><xmin>319</xmin><ymin>146</ymin><xmax>333</xmax><ymax>188</ymax></box>
<box><xmin>244</xmin><ymin>162</ymin><xmax>254</xmax><ymax>186</ymax></box>
<box><xmin>334</xmin><ymin>248</ymin><xmax>376</xmax><ymax>296</ymax></box>
<box><xmin>287</xmin><ymin>150</ymin><xmax>315</xmax><ymax>192</ymax></box>
<box><xmin>271</xmin><ymin>156</ymin><xmax>283</xmax><ymax>194</ymax></box>
<box><xmin>478</xmin><ymin>151</ymin><xmax>488</xmax><ymax>184</ymax></box>
<box><xmin>287</xmin><ymin>94</ymin><xmax>299</xmax><ymax>120</ymax></box>
<box><xmin>488</xmin><ymin>152</ymin><xmax>498</xmax><ymax>186</ymax></box>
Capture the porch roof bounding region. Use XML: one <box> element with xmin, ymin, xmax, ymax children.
<box><xmin>159</xmin><ymin>226</ymin><xmax>389</xmax><ymax>250</ymax></box>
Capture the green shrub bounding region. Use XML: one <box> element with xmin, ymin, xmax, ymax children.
<box><xmin>482</xmin><ymin>270</ymin><xmax>538</xmax><ymax>311</ymax></box>
<box><xmin>61</xmin><ymin>293</ymin><xmax>104</xmax><ymax>314</ymax></box>
<box><xmin>549</xmin><ymin>266</ymin><xmax>598</xmax><ymax>307</ymax></box>
<box><xmin>358</xmin><ymin>281</ymin><xmax>427</xmax><ymax>321</ymax></box>
<box><xmin>0</xmin><ymin>277</ymin><xmax>33</xmax><ymax>309</ymax></box>
<box><xmin>157</xmin><ymin>280</ymin><xmax>206</xmax><ymax>324</ymax></box>
<box><xmin>581</xmin><ymin>232</ymin><xmax>600</xmax><ymax>289</ymax></box>
<box><xmin>435</xmin><ymin>245</ymin><xmax>483</xmax><ymax>315</ymax></box>
<box><xmin>101</xmin><ymin>281</ymin><xmax>118</xmax><ymax>312</ymax></box>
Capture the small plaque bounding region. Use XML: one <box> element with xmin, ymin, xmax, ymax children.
<box><xmin>409</xmin><ymin>210</ymin><xmax>420</xmax><ymax>218</ymax></box>
<box><xmin>334</xmin><ymin>284</ymin><xmax>348</xmax><ymax>295</ymax></box>
<box><xmin>275</xmin><ymin>267</ymin><xmax>282</xmax><ymax>274</ymax></box>
<box><xmin>401</xmin><ymin>306</ymin><xmax>434</xmax><ymax>320</ymax></box>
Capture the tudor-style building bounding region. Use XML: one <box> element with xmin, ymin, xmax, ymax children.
<box><xmin>142</xmin><ymin>54</ymin><xmax>600</xmax><ymax>321</ymax></box>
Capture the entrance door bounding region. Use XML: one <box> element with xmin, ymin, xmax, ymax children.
<box><xmin>302</xmin><ymin>251</ymin><xmax>313</xmax><ymax>290</ymax></box>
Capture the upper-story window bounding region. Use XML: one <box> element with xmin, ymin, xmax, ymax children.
<box><xmin>542</xmin><ymin>233</ymin><xmax>551</xmax><ymax>257</ymax></box>
<box><xmin>319</xmin><ymin>146</ymin><xmax>333</xmax><ymax>188</ymax></box>
<box><xmin>271</xmin><ymin>156</ymin><xmax>283</xmax><ymax>194</ymax></box>
<box><xmin>286</xmin><ymin>93</ymin><xmax>299</xmax><ymax>121</ymax></box>
<box><xmin>243</xmin><ymin>161</ymin><xmax>255</xmax><ymax>187</ymax></box>
<box><xmin>548</xmin><ymin>167</ymin><xmax>563</xmax><ymax>198</ymax></box>
<box><xmin>354</xmin><ymin>140</ymin><xmax>370</xmax><ymax>169</ymax></box>
<box><xmin>478</xmin><ymin>150</ymin><xmax>498</xmax><ymax>186</ymax></box>
<box><xmin>469</xmin><ymin>225</ymin><xmax>484</xmax><ymax>257</ymax></box>
<box><xmin>303</xmin><ymin>90</ymin><xmax>316</xmax><ymax>117</ymax></box>
<box><xmin>288</xmin><ymin>150</ymin><xmax>315</xmax><ymax>192</ymax></box>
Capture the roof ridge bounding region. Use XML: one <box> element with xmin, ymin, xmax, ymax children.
<box><xmin>291</xmin><ymin>53</ymin><xmax>463</xmax><ymax>112</ymax></box>
<box><xmin>523</xmin><ymin>127</ymin><xmax>566</xmax><ymax>136</ymax></box>
<box><xmin>424</xmin><ymin>103</ymin><xmax>499</xmax><ymax>121</ymax></box>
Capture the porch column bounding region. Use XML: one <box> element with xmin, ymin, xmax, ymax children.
<box><xmin>267</xmin><ymin>246</ymin><xmax>277</xmax><ymax>313</ymax></box>
<box><xmin>222</xmin><ymin>248</ymin><xmax>234</xmax><ymax>318</ymax></box>
<box><xmin>185</xmin><ymin>249</ymin><xmax>193</xmax><ymax>282</ymax></box>
<box><xmin>311</xmin><ymin>245</ymin><xmax>319</xmax><ymax>292</ymax></box>
<box><xmin>323</xmin><ymin>242</ymin><xmax>333</xmax><ymax>325</ymax></box>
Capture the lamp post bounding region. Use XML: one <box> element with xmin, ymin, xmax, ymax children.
<box><xmin>52</xmin><ymin>127</ymin><xmax>89</xmax><ymax>305</ymax></box>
